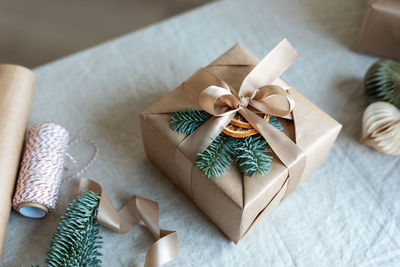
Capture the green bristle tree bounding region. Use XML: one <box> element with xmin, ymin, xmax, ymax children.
<box><xmin>196</xmin><ymin>133</ymin><xmax>236</xmax><ymax>177</ymax></box>
<box><xmin>365</xmin><ymin>59</ymin><xmax>400</xmax><ymax>108</ymax></box>
<box><xmin>170</xmin><ymin>108</ymin><xmax>212</xmax><ymax>135</ymax></box>
<box><xmin>235</xmin><ymin>135</ymin><xmax>273</xmax><ymax>177</ymax></box>
<box><xmin>40</xmin><ymin>190</ymin><xmax>103</xmax><ymax>267</ymax></box>
<box><xmin>170</xmin><ymin>108</ymin><xmax>282</xmax><ymax>177</ymax></box>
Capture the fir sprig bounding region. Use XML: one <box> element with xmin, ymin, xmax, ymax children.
<box><xmin>44</xmin><ymin>190</ymin><xmax>103</xmax><ymax>267</ymax></box>
<box><xmin>234</xmin><ymin>135</ymin><xmax>272</xmax><ymax>176</ymax></box>
<box><xmin>171</xmin><ymin>108</ymin><xmax>283</xmax><ymax>178</ymax></box>
<box><xmin>170</xmin><ymin>108</ymin><xmax>211</xmax><ymax>135</ymax></box>
<box><xmin>268</xmin><ymin>115</ymin><xmax>283</xmax><ymax>131</ymax></box>
<box><xmin>196</xmin><ymin>133</ymin><xmax>236</xmax><ymax>177</ymax></box>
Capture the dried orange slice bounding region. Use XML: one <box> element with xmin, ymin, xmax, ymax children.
<box><xmin>223</xmin><ymin>114</ymin><xmax>270</xmax><ymax>138</ymax></box>
<box><xmin>230</xmin><ymin>113</ymin><xmax>269</xmax><ymax>128</ymax></box>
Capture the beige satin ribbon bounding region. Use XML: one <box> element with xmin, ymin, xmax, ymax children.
<box><xmin>175</xmin><ymin>39</ymin><xmax>306</xmax><ymax>199</ymax></box>
<box><xmin>79</xmin><ymin>179</ymin><xmax>179</xmax><ymax>267</ymax></box>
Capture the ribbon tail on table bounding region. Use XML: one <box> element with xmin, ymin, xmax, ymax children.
<box><xmin>79</xmin><ymin>178</ymin><xmax>179</xmax><ymax>267</ymax></box>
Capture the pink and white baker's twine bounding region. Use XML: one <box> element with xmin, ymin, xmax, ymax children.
<box><xmin>12</xmin><ymin>122</ymin><xmax>98</xmax><ymax>215</ymax></box>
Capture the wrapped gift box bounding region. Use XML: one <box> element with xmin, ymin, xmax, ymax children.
<box><xmin>140</xmin><ymin>41</ymin><xmax>342</xmax><ymax>243</ymax></box>
<box><xmin>356</xmin><ymin>0</ymin><xmax>400</xmax><ymax>59</ymax></box>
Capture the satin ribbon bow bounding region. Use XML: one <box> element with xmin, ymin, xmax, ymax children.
<box><xmin>199</xmin><ymin>84</ymin><xmax>295</xmax><ymax>120</ymax></box>
<box><xmin>176</xmin><ymin>39</ymin><xmax>306</xmax><ymax>199</ymax></box>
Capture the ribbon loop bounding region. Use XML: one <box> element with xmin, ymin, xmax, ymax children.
<box><xmin>199</xmin><ymin>85</ymin><xmax>240</xmax><ymax>116</ymax></box>
<box><xmin>249</xmin><ymin>85</ymin><xmax>295</xmax><ymax>117</ymax></box>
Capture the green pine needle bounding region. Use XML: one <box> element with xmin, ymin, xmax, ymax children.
<box><xmin>44</xmin><ymin>190</ymin><xmax>103</xmax><ymax>267</ymax></box>
<box><xmin>170</xmin><ymin>108</ymin><xmax>211</xmax><ymax>135</ymax></box>
<box><xmin>234</xmin><ymin>135</ymin><xmax>272</xmax><ymax>177</ymax></box>
<box><xmin>196</xmin><ymin>133</ymin><xmax>236</xmax><ymax>178</ymax></box>
<box><xmin>171</xmin><ymin>108</ymin><xmax>283</xmax><ymax>178</ymax></box>
<box><xmin>268</xmin><ymin>115</ymin><xmax>283</xmax><ymax>131</ymax></box>
<box><xmin>365</xmin><ymin>59</ymin><xmax>400</xmax><ymax>108</ymax></box>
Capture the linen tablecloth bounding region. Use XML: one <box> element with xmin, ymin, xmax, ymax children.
<box><xmin>2</xmin><ymin>0</ymin><xmax>399</xmax><ymax>266</ymax></box>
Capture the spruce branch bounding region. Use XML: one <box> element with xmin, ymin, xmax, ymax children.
<box><xmin>269</xmin><ymin>116</ymin><xmax>283</xmax><ymax>131</ymax></box>
<box><xmin>171</xmin><ymin>109</ymin><xmax>284</xmax><ymax>178</ymax></box>
<box><xmin>196</xmin><ymin>133</ymin><xmax>235</xmax><ymax>178</ymax></box>
<box><xmin>170</xmin><ymin>108</ymin><xmax>211</xmax><ymax>135</ymax></box>
<box><xmin>44</xmin><ymin>190</ymin><xmax>103</xmax><ymax>267</ymax></box>
<box><xmin>234</xmin><ymin>135</ymin><xmax>272</xmax><ymax>177</ymax></box>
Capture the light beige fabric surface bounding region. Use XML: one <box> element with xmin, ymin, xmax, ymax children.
<box><xmin>2</xmin><ymin>0</ymin><xmax>399</xmax><ymax>266</ymax></box>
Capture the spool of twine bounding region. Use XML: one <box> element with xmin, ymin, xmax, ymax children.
<box><xmin>12</xmin><ymin>122</ymin><xmax>70</xmax><ymax>218</ymax></box>
<box><xmin>12</xmin><ymin>122</ymin><xmax>98</xmax><ymax>218</ymax></box>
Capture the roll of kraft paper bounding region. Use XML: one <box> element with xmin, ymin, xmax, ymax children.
<box><xmin>0</xmin><ymin>65</ymin><xmax>36</xmax><ymax>258</ymax></box>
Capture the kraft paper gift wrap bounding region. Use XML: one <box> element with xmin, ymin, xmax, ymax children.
<box><xmin>356</xmin><ymin>0</ymin><xmax>400</xmax><ymax>60</ymax></box>
<box><xmin>140</xmin><ymin>42</ymin><xmax>342</xmax><ymax>243</ymax></box>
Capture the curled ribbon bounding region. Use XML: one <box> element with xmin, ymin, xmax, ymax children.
<box><xmin>175</xmin><ymin>39</ymin><xmax>306</xmax><ymax>199</ymax></box>
<box><xmin>79</xmin><ymin>179</ymin><xmax>179</xmax><ymax>267</ymax></box>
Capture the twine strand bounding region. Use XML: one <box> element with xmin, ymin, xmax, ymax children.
<box><xmin>63</xmin><ymin>138</ymin><xmax>99</xmax><ymax>183</ymax></box>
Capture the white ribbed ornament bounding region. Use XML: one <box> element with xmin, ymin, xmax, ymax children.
<box><xmin>361</xmin><ymin>101</ymin><xmax>400</xmax><ymax>155</ymax></box>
